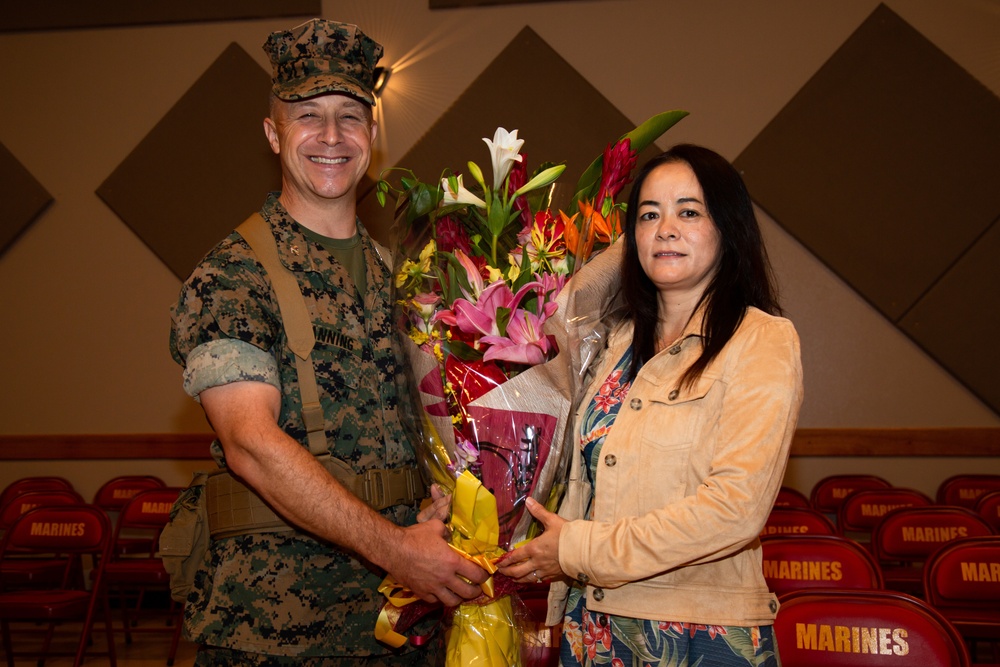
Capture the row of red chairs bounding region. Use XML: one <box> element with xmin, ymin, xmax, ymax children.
<box><xmin>763</xmin><ymin>504</ymin><xmax>995</xmax><ymax>594</ymax></box>
<box><xmin>762</xmin><ymin>534</ymin><xmax>1000</xmax><ymax>666</ymax></box>
<box><xmin>775</xmin><ymin>473</ymin><xmax>1000</xmax><ymax>515</ymax></box>
<box><xmin>0</xmin><ymin>478</ymin><xmax>184</xmax><ymax>666</ymax></box>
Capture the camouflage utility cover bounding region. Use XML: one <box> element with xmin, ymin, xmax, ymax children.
<box><xmin>170</xmin><ymin>193</ymin><xmax>419</xmax><ymax>657</ymax></box>
<box><xmin>264</xmin><ymin>19</ymin><xmax>383</xmax><ymax>105</ymax></box>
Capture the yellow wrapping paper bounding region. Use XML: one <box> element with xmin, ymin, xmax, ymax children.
<box><xmin>374</xmin><ymin>470</ymin><xmax>522</xmax><ymax>665</ymax></box>
<box><xmin>446</xmin><ymin>471</ymin><xmax>520</xmax><ymax>666</ymax></box>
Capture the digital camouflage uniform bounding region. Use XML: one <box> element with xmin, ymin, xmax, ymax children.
<box><xmin>170</xmin><ymin>193</ymin><xmax>423</xmax><ymax>660</ymax></box>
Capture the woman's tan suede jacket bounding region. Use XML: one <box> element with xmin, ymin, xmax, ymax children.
<box><xmin>546</xmin><ymin>306</ymin><xmax>803</xmax><ymax>627</ymax></box>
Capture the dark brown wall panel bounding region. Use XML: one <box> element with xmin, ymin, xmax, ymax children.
<box><xmin>734</xmin><ymin>3</ymin><xmax>1000</xmax><ymax>415</ymax></box>
<box><xmin>358</xmin><ymin>25</ymin><xmax>674</xmax><ymax>243</ymax></box>
<box><xmin>97</xmin><ymin>43</ymin><xmax>280</xmax><ymax>280</ymax></box>
<box><xmin>900</xmin><ymin>221</ymin><xmax>1000</xmax><ymax>411</ymax></box>
<box><xmin>1</xmin><ymin>1</ymin><xmax>320</xmax><ymax>32</ymax></box>
<box><xmin>0</xmin><ymin>143</ymin><xmax>52</xmax><ymax>257</ymax></box>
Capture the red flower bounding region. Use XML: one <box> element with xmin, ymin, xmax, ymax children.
<box><xmin>583</xmin><ymin>617</ymin><xmax>612</xmax><ymax>660</ymax></box>
<box><xmin>596</xmin><ymin>138</ymin><xmax>637</xmax><ymax>206</ymax></box>
<box><xmin>435</xmin><ymin>215</ymin><xmax>473</xmax><ymax>255</ymax></box>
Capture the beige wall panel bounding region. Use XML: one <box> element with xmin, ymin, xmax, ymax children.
<box><xmin>1</xmin><ymin>0</ymin><xmax>998</xmax><ymax>439</ymax></box>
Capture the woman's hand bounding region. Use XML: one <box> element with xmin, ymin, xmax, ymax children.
<box><xmin>417</xmin><ymin>484</ymin><xmax>451</xmax><ymax>523</ymax></box>
<box><xmin>498</xmin><ymin>497</ymin><xmax>566</xmax><ymax>584</ymax></box>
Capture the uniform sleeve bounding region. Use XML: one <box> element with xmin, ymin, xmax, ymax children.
<box><xmin>169</xmin><ymin>237</ymin><xmax>282</xmax><ymax>394</ymax></box>
<box><xmin>558</xmin><ymin>316</ymin><xmax>803</xmax><ymax>588</ymax></box>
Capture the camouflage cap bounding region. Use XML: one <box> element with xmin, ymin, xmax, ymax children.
<box><xmin>263</xmin><ymin>19</ymin><xmax>383</xmax><ymax>106</ymax></box>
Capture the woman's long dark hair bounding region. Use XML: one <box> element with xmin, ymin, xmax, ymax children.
<box><xmin>620</xmin><ymin>144</ymin><xmax>780</xmax><ymax>386</ymax></box>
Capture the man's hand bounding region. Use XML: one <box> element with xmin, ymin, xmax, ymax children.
<box><xmin>383</xmin><ymin>519</ymin><xmax>489</xmax><ymax>607</ymax></box>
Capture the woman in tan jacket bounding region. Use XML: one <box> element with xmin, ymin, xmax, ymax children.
<box><xmin>499</xmin><ymin>144</ymin><xmax>803</xmax><ymax>666</ymax></box>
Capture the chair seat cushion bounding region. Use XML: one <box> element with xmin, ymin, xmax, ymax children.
<box><xmin>0</xmin><ymin>590</ymin><xmax>91</xmax><ymax>619</ymax></box>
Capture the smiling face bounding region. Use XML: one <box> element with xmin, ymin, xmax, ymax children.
<box><xmin>634</xmin><ymin>160</ymin><xmax>721</xmax><ymax>302</ymax></box>
<box><xmin>263</xmin><ymin>93</ymin><xmax>377</xmax><ymax>216</ymax></box>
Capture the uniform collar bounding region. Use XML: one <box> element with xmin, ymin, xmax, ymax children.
<box><xmin>260</xmin><ymin>192</ymin><xmax>389</xmax><ymax>292</ymax></box>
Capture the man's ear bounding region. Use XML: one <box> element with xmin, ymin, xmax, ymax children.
<box><xmin>263</xmin><ymin>117</ymin><xmax>280</xmax><ymax>155</ymax></box>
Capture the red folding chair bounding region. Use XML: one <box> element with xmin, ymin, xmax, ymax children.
<box><xmin>0</xmin><ymin>505</ymin><xmax>116</xmax><ymax>667</ymax></box>
<box><xmin>838</xmin><ymin>488</ymin><xmax>932</xmax><ymax>549</ymax></box>
<box><xmin>93</xmin><ymin>475</ymin><xmax>166</xmax><ymax>556</ymax></box>
<box><xmin>774</xmin><ymin>589</ymin><xmax>970</xmax><ymax>666</ymax></box>
<box><xmin>923</xmin><ymin>535</ymin><xmax>1000</xmax><ymax>663</ymax></box>
<box><xmin>761</xmin><ymin>535</ymin><xmax>883</xmax><ymax>597</ymax></box>
<box><xmin>810</xmin><ymin>474</ymin><xmax>892</xmax><ymax>518</ymax></box>
<box><xmin>762</xmin><ymin>507</ymin><xmax>837</xmax><ymax>538</ymax></box>
<box><xmin>0</xmin><ymin>489</ymin><xmax>85</xmax><ymax>588</ymax></box>
<box><xmin>936</xmin><ymin>474</ymin><xmax>1000</xmax><ymax>509</ymax></box>
<box><xmin>873</xmin><ymin>506</ymin><xmax>994</xmax><ymax>598</ymax></box>
<box><xmin>102</xmin><ymin>487</ymin><xmax>184</xmax><ymax>665</ymax></box>
<box><xmin>93</xmin><ymin>475</ymin><xmax>166</xmax><ymax>512</ymax></box>
<box><xmin>775</xmin><ymin>486</ymin><xmax>811</xmax><ymax>509</ymax></box>
<box><xmin>0</xmin><ymin>476</ymin><xmax>74</xmax><ymax>513</ymax></box>
<box><xmin>975</xmin><ymin>490</ymin><xmax>1000</xmax><ymax>533</ymax></box>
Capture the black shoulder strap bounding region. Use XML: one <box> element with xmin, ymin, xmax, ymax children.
<box><xmin>236</xmin><ymin>213</ymin><xmax>327</xmax><ymax>456</ymax></box>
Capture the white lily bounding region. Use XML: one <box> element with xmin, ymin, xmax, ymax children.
<box><xmin>441</xmin><ymin>174</ymin><xmax>487</xmax><ymax>209</ymax></box>
<box><xmin>483</xmin><ymin>127</ymin><xmax>524</xmax><ymax>191</ymax></box>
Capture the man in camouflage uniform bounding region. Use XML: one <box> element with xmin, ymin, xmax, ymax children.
<box><xmin>170</xmin><ymin>18</ymin><xmax>486</xmax><ymax>666</ymax></box>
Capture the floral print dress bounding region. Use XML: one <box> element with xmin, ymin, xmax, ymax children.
<box><xmin>559</xmin><ymin>347</ymin><xmax>780</xmax><ymax>667</ymax></box>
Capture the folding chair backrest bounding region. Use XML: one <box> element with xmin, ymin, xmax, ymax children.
<box><xmin>775</xmin><ymin>486</ymin><xmax>811</xmax><ymax>509</ymax></box>
<box><xmin>761</xmin><ymin>535</ymin><xmax>883</xmax><ymax>597</ymax></box>
<box><xmin>924</xmin><ymin>535</ymin><xmax>1000</xmax><ymax>609</ymax></box>
<box><xmin>975</xmin><ymin>491</ymin><xmax>1000</xmax><ymax>533</ymax></box>
<box><xmin>2</xmin><ymin>505</ymin><xmax>110</xmax><ymax>555</ymax></box>
<box><xmin>762</xmin><ymin>507</ymin><xmax>837</xmax><ymax>538</ymax></box>
<box><xmin>874</xmin><ymin>506</ymin><xmax>994</xmax><ymax>563</ymax></box>
<box><xmin>93</xmin><ymin>475</ymin><xmax>166</xmax><ymax>512</ymax></box>
<box><xmin>775</xmin><ymin>589</ymin><xmax>970</xmax><ymax>666</ymax></box>
<box><xmin>0</xmin><ymin>477</ymin><xmax>74</xmax><ymax>512</ymax></box>
<box><xmin>839</xmin><ymin>488</ymin><xmax>933</xmax><ymax>534</ymax></box>
<box><xmin>115</xmin><ymin>487</ymin><xmax>182</xmax><ymax>534</ymax></box>
<box><xmin>936</xmin><ymin>474</ymin><xmax>1000</xmax><ymax>509</ymax></box>
<box><xmin>811</xmin><ymin>475</ymin><xmax>892</xmax><ymax>515</ymax></box>
<box><xmin>0</xmin><ymin>489</ymin><xmax>85</xmax><ymax>530</ymax></box>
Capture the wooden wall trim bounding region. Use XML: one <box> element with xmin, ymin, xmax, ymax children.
<box><xmin>0</xmin><ymin>433</ymin><xmax>215</xmax><ymax>460</ymax></box>
<box><xmin>0</xmin><ymin>428</ymin><xmax>997</xmax><ymax>460</ymax></box>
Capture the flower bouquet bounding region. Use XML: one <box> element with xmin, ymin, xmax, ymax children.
<box><xmin>375</xmin><ymin>111</ymin><xmax>687</xmax><ymax>665</ymax></box>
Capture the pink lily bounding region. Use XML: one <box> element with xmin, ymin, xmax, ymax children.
<box><xmin>481</xmin><ymin>303</ymin><xmax>557</xmax><ymax>365</ymax></box>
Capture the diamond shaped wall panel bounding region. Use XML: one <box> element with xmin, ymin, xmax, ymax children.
<box><xmin>900</xmin><ymin>222</ymin><xmax>1000</xmax><ymax>411</ymax></box>
<box><xmin>97</xmin><ymin>43</ymin><xmax>281</xmax><ymax>280</ymax></box>
<box><xmin>733</xmin><ymin>3</ymin><xmax>1000</xmax><ymax>415</ymax></box>
<box><xmin>0</xmin><ymin>142</ymin><xmax>52</xmax><ymax>257</ymax></box>
<box><xmin>357</xmin><ymin>26</ymin><xmax>672</xmax><ymax>243</ymax></box>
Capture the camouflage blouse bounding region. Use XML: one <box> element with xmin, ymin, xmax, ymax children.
<box><xmin>170</xmin><ymin>193</ymin><xmax>420</xmax><ymax>657</ymax></box>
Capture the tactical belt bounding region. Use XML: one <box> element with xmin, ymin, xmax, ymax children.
<box><xmin>206</xmin><ymin>456</ymin><xmax>426</xmax><ymax>539</ymax></box>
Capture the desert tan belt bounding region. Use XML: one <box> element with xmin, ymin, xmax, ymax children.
<box><xmin>205</xmin><ymin>456</ymin><xmax>426</xmax><ymax>539</ymax></box>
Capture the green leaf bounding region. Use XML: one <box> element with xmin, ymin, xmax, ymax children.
<box><xmin>447</xmin><ymin>339</ymin><xmax>482</xmax><ymax>362</ymax></box>
<box><xmin>512</xmin><ymin>164</ymin><xmax>566</xmax><ymax>199</ymax></box>
<box><xmin>575</xmin><ymin>110</ymin><xmax>689</xmax><ymax>196</ymax></box>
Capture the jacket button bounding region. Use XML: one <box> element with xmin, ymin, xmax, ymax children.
<box><xmin>592</xmin><ymin>588</ymin><xmax>605</xmax><ymax>601</ymax></box>
<box><xmin>604</xmin><ymin>454</ymin><xmax>617</xmax><ymax>467</ymax></box>
<box><xmin>668</xmin><ymin>389</ymin><xmax>679</xmax><ymax>400</ymax></box>
<box><xmin>578</xmin><ymin>573</ymin><xmax>589</xmax><ymax>584</ymax></box>
<box><xmin>629</xmin><ymin>398</ymin><xmax>642</xmax><ymax>410</ymax></box>
<box><xmin>668</xmin><ymin>345</ymin><xmax>681</xmax><ymax>355</ymax></box>
<box><xmin>769</xmin><ymin>600</ymin><xmax>778</xmax><ymax>613</ymax></box>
